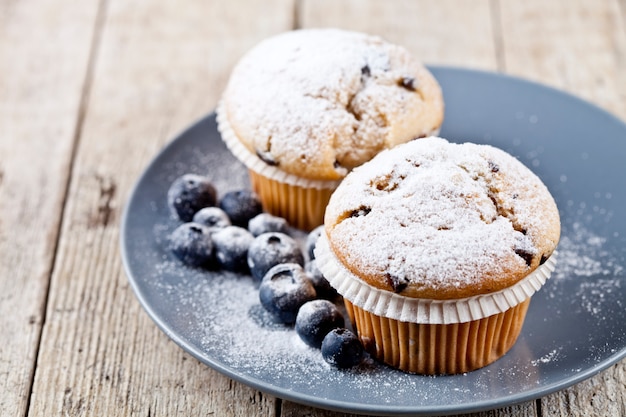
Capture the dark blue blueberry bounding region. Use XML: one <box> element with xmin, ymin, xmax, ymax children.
<box><xmin>295</xmin><ymin>300</ymin><xmax>345</xmax><ymax>348</ymax></box>
<box><xmin>212</xmin><ymin>226</ymin><xmax>254</xmax><ymax>272</ymax></box>
<box><xmin>167</xmin><ymin>174</ymin><xmax>217</xmax><ymax>222</ymax></box>
<box><xmin>305</xmin><ymin>260</ymin><xmax>338</xmax><ymax>300</ymax></box>
<box><xmin>219</xmin><ymin>190</ymin><xmax>263</xmax><ymax>227</ymax></box>
<box><xmin>169</xmin><ymin>222</ymin><xmax>214</xmax><ymax>267</ymax></box>
<box><xmin>321</xmin><ymin>328</ymin><xmax>364</xmax><ymax>369</ymax></box>
<box><xmin>305</xmin><ymin>225</ymin><xmax>324</xmax><ymax>261</ymax></box>
<box><xmin>258</xmin><ymin>263</ymin><xmax>317</xmax><ymax>324</ymax></box>
<box><xmin>192</xmin><ymin>207</ymin><xmax>231</xmax><ymax>229</ymax></box>
<box><xmin>248</xmin><ymin>213</ymin><xmax>289</xmax><ymax>237</ymax></box>
<box><xmin>247</xmin><ymin>232</ymin><xmax>304</xmax><ymax>282</ymax></box>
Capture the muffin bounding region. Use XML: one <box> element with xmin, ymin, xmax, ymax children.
<box><xmin>217</xmin><ymin>29</ymin><xmax>444</xmax><ymax>230</ymax></box>
<box><xmin>315</xmin><ymin>137</ymin><xmax>560</xmax><ymax>374</ymax></box>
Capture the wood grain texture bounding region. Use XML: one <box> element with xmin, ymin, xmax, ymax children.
<box><xmin>280</xmin><ymin>397</ymin><xmax>537</xmax><ymax>417</ymax></box>
<box><xmin>540</xmin><ymin>361</ymin><xmax>625</xmax><ymax>417</ymax></box>
<box><xmin>26</xmin><ymin>0</ymin><xmax>294</xmax><ymax>416</ymax></box>
<box><xmin>299</xmin><ymin>0</ymin><xmax>499</xmax><ymax>70</ymax></box>
<box><xmin>0</xmin><ymin>0</ymin><xmax>100</xmax><ymax>415</ymax></box>
<box><xmin>498</xmin><ymin>0</ymin><xmax>626</xmax><ymax>116</ymax></box>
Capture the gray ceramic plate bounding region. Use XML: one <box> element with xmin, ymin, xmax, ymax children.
<box><xmin>121</xmin><ymin>67</ymin><xmax>626</xmax><ymax>416</ymax></box>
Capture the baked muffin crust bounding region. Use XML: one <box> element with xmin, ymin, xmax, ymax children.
<box><xmin>324</xmin><ymin>137</ymin><xmax>561</xmax><ymax>299</ymax></box>
<box><xmin>221</xmin><ymin>29</ymin><xmax>444</xmax><ymax>181</ymax></box>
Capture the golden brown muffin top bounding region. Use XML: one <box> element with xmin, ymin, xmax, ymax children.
<box><xmin>324</xmin><ymin>137</ymin><xmax>561</xmax><ymax>300</ymax></box>
<box><xmin>221</xmin><ymin>29</ymin><xmax>444</xmax><ymax>181</ymax></box>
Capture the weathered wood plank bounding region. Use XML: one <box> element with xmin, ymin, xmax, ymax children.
<box><xmin>280</xmin><ymin>403</ymin><xmax>361</xmax><ymax>417</ymax></box>
<box><xmin>539</xmin><ymin>361</ymin><xmax>625</xmax><ymax>417</ymax></box>
<box><xmin>281</xmin><ymin>401</ymin><xmax>539</xmax><ymax>417</ymax></box>
<box><xmin>27</xmin><ymin>0</ymin><xmax>294</xmax><ymax>416</ymax></box>
<box><xmin>299</xmin><ymin>0</ymin><xmax>499</xmax><ymax>70</ymax></box>
<box><xmin>498</xmin><ymin>0</ymin><xmax>626</xmax><ymax>117</ymax></box>
<box><xmin>0</xmin><ymin>1</ymin><xmax>101</xmax><ymax>415</ymax></box>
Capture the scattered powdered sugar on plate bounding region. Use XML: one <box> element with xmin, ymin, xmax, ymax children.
<box><xmin>531</xmin><ymin>348</ymin><xmax>562</xmax><ymax>366</ymax></box>
<box><xmin>149</xmin><ymin>224</ymin><xmax>339</xmax><ymax>378</ymax></box>
<box><xmin>553</xmin><ymin>222</ymin><xmax>623</xmax><ymax>280</ymax></box>
<box><xmin>548</xmin><ymin>220</ymin><xmax>624</xmax><ymax>317</ymax></box>
<box><xmin>574</xmin><ymin>279</ymin><xmax>622</xmax><ymax>316</ymax></box>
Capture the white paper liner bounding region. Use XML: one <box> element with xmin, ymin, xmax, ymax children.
<box><xmin>315</xmin><ymin>234</ymin><xmax>557</xmax><ymax>325</ymax></box>
<box><xmin>216</xmin><ymin>101</ymin><xmax>342</xmax><ymax>190</ymax></box>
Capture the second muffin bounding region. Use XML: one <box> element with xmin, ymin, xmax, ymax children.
<box><xmin>315</xmin><ymin>137</ymin><xmax>560</xmax><ymax>374</ymax></box>
<box><xmin>217</xmin><ymin>28</ymin><xmax>444</xmax><ymax>230</ymax></box>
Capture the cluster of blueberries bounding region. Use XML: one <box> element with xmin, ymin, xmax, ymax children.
<box><xmin>167</xmin><ymin>174</ymin><xmax>365</xmax><ymax>369</ymax></box>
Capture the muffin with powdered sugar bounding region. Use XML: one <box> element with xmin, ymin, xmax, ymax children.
<box><xmin>315</xmin><ymin>137</ymin><xmax>560</xmax><ymax>374</ymax></box>
<box><xmin>217</xmin><ymin>28</ymin><xmax>443</xmax><ymax>230</ymax></box>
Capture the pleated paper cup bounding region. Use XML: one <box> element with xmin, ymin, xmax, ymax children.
<box><xmin>216</xmin><ymin>102</ymin><xmax>340</xmax><ymax>231</ymax></box>
<box><xmin>315</xmin><ymin>234</ymin><xmax>557</xmax><ymax>375</ymax></box>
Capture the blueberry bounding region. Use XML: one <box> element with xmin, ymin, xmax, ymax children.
<box><xmin>248</xmin><ymin>213</ymin><xmax>289</xmax><ymax>237</ymax></box>
<box><xmin>295</xmin><ymin>300</ymin><xmax>345</xmax><ymax>348</ymax></box>
<box><xmin>247</xmin><ymin>232</ymin><xmax>304</xmax><ymax>282</ymax></box>
<box><xmin>167</xmin><ymin>174</ymin><xmax>217</xmax><ymax>222</ymax></box>
<box><xmin>212</xmin><ymin>226</ymin><xmax>255</xmax><ymax>272</ymax></box>
<box><xmin>305</xmin><ymin>259</ymin><xmax>338</xmax><ymax>300</ymax></box>
<box><xmin>192</xmin><ymin>207</ymin><xmax>231</xmax><ymax>229</ymax></box>
<box><xmin>306</xmin><ymin>225</ymin><xmax>324</xmax><ymax>261</ymax></box>
<box><xmin>169</xmin><ymin>222</ymin><xmax>214</xmax><ymax>267</ymax></box>
<box><xmin>321</xmin><ymin>328</ymin><xmax>365</xmax><ymax>369</ymax></box>
<box><xmin>219</xmin><ymin>190</ymin><xmax>263</xmax><ymax>227</ymax></box>
<box><xmin>259</xmin><ymin>263</ymin><xmax>317</xmax><ymax>324</ymax></box>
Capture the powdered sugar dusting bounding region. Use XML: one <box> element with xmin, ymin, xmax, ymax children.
<box><xmin>553</xmin><ymin>222</ymin><xmax>623</xmax><ymax>279</ymax></box>
<box><xmin>222</xmin><ymin>29</ymin><xmax>443</xmax><ymax>181</ymax></box>
<box><xmin>547</xmin><ymin>220</ymin><xmax>624</xmax><ymax>317</ymax></box>
<box><xmin>531</xmin><ymin>348</ymin><xmax>562</xmax><ymax>366</ymax></box>
<box><xmin>325</xmin><ymin>137</ymin><xmax>560</xmax><ymax>298</ymax></box>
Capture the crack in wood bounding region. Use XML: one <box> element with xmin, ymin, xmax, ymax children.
<box><xmin>489</xmin><ymin>0</ymin><xmax>507</xmax><ymax>72</ymax></box>
<box><xmin>89</xmin><ymin>174</ymin><xmax>117</xmax><ymax>228</ymax></box>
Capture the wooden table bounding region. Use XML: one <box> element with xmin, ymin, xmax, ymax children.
<box><xmin>2</xmin><ymin>0</ymin><xmax>625</xmax><ymax>416</ymax></box>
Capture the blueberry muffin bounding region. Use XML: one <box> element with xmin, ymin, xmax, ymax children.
<box><xmin>217</xmin><ymin>28</ymin><xmax>444</xmax><ymax>230</ymax></box>
<box><xmin>315</xmin><ymin>137</ymin><xmax>560</xmax><ymax>374</ymax></box>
